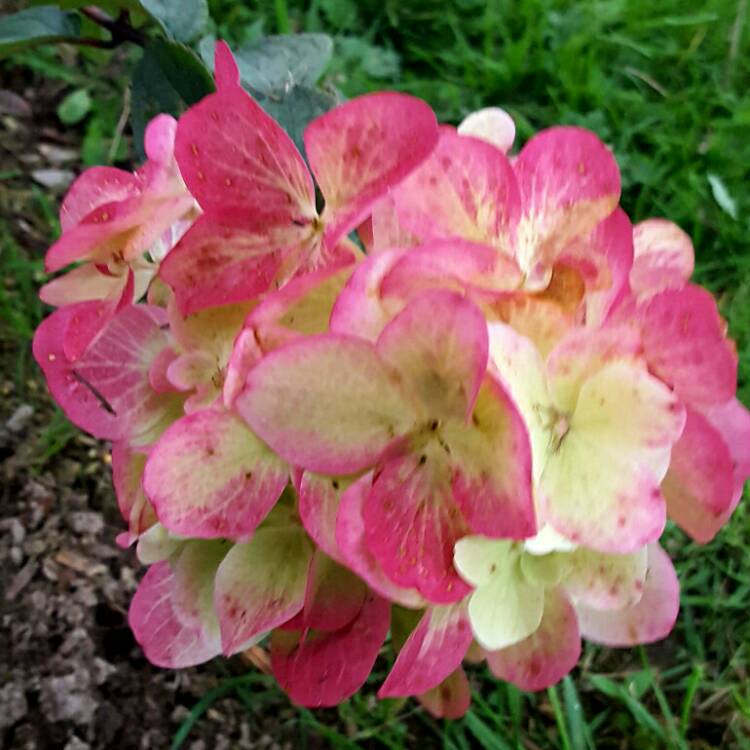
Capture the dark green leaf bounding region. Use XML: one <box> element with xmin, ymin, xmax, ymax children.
<box><xmin>148</xmin><ymin>38</ymin><xmax>215</xmax><ymax>105</ymax></box>
<box><xmin>139</xmin><ymin>0</ymin><xmax>209</xmax><ymax>43</ymax></box>
<box><xmin>258</xmin><ymin>85</ymin><xmax>339</xmax><ymax>156</ymax></box>
<box><xmin>233</xmin><ymin>34</ymin><xmax>333</xmax><ymax>96</ymax></box>
<box><xmin>130</xmin><ymin>46</ymin><xmax>182</xmax><ymax>159</ymax></box>
<box><xmin>57</xmin><ymin>88</ymin><xmax>92</xmax><ymax>125</ymax></box>
<box><xmin>0</xmin><ymin>6</ymin><xmax>81</xmax><ymax>54</ymax></box>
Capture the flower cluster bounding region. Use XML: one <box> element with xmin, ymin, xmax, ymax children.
<box><xmin>34</xmin><ymin>42</ymin><xmax>750</xmax><ymax>717</ymax></box>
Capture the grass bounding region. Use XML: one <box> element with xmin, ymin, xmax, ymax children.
<box><xmin>3</xmin><ymin>0</ymin><xmax>750</xmax><ymax>746</ymax></box>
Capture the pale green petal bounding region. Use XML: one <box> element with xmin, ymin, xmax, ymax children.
<box><xmin>454</xmin><ymin>535</ymin><xmax>513</xmax><ymax>587</ymax></box>
<box><xmin>467</xmin><ymin>563</ymin><xmax>545</xmax><ymax>650</ymax></box>
<box><xmin>136</xmin><ymin>523</ymin><xmax>186</xmax><ymax>564</ymax></box>
<box><xmin>520</xmin><ymin>552</ymin><xmax>564</xmax><ymax>588</ymax></box>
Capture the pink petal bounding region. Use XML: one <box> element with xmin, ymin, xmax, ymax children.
<box><xmin>631</xmin><ymin>219</ymin><xmax>694</xmax><ymax>298</ymax></box>
<box><xmin>46</xmin><ymin>197</ymin><xmax>143</xmax><ymax>272</ymax></box>
<box><xmin>640</xmin><ymin>285</ymin><xmax>737</xmax><ymax>407</ymax></box>
<box><xmin>223</xmin><ymin>329</ymin><xmax>264</xmax><ymax>409</ymax></box>
<box><xmin>363</xmin><ymin>451</ymin><xmax>472</xmax><ymax>604</ymax></box>
<box><xmin>214</xmin><ymin>525</ymin><xmax>312</xmax><ymax>654</ymax></box>
<box><xmin>329</xmin><ymin>247</ymin><xmax>409</xmax><ymax>341</ymax></box>
<box><xmin>379</xmin><ymin>603</ymin><xmax>473</xmax><ymax>697</ymax></box>
<box><xmin>174</xmin><ymin>86</ymin><xmax>315</xmax><ymax>227</ymax></box>
<box><xmin>34</xmin><ymin>305</ymin><xmax>119</xmax><ymax>439</ymax></box>
<box><xmin>380</xmin><ymin>239</ymin><xmax>523</xmax><ymax>308</ymax></box>
<box><xmin>417</xmin><ymin>668</ymin><xmax>471</xmax><ymax>719</ymax></box>
<box><xmin>513</xmin><ymin>126</ymin><xmax>621</xmax><ymax>282</ymax></box>
<box><xmin>486</xmin><ymin>588</ymin><xmax>580</xmax><ymax>691</ymax></box>
<box><xmin>149</xmin><ymin>346</ymin><xmax>179</xmax><ymax>394</ymax></box>
<box><xmin>61</xmin><ymin>299</ymin><xmax>118</xmax><ymax>363</ymax></box>
<box><xmin>59</xmin><ymin>166</ymin><xmax>141</xmax><ymax>233</ymax></box>
<box><xmin>565</xmin><ymin>207</ymin><xmax>634</xmax><ymax>326</ymax></box>
<box><xmin>143</xmin><ymin>408</ymin><xmax>288</xmax><ymax>540</ymax></box>
<box><xmin>63</xmin><ymin>266</ymin><xmax>133</xmax><ymax>361</ymax></box>
<box><xmin>392</xmin><ymin>128</ymin><xmax>521</xmax><ymax>247</ymax></box>
<box><xmin>707</xmin><ymin>399</ymin><xmax>750</xmax><ymax>493</ymax></box>
<box><xmin>298</xmin><ymin>472</ymin><xmax>345</xmax><ymax>562</ymax></box>
<box><xmin>72</xmin><ymin>305</ymin><xmax>183</xmax><ymax>444</ymax></box>
<box><xmin>112</xmin><ymin>441</ymin><xmax>156</xmax><ymax>545</ymax></box>
<box><xmin>237</xmin><ymin>335</ymin><xmax>414</xmax><ymax>475</ymax></box>
<box><xmin>271</xmin><ymin>591</ymin><xmax>390</xmax><ymax>707</ymax></box>
<box><xmin>368</xmin><ymin>194</ymin><xmax>420</xmax><ymax>252</ymax></box>
<box><xmin>663</xmin><ymin>406</ymin><xmax>735</xmax><ymax>543</ymax></box>
<box><xmin>375</xmin><ymin>290</ymin><xmax>489</xmax><ymax>420</ymax></box>
<box><xmin>576</xmin><ymin>544</ymin><xmax>679</xmax><ymax>646</ymax></box>
<box><xmin>144</xmin><ymin>114</ymin><xmax>177</xmax><ymax>165</ymax></box>
<box><xmin>304</xmin><ymin>92</ymin><xmax>439</xmax><ymax>247</ymax></box>
<box><xmin>128</xmin><ymin>560</ymin><xmax>221</xmax><ymax>668</ymax></box>
<box><xmin>560</xmin><ymin>547</ymin><xmax>647</xmax><ymax>610</ymax></box>
<box><xmin>301</xmin><ymin>550</ymin><xmax>367</xmax><ymax>632</ymax></box>
<box><xmin>335</xmin><ymin>473</ymin><xmax>426</xmax><ymax>608</ymax></box>
<box><xmin>213</xmin><ymin>40</ymin><xmax>240</xmax><ymax>90</ymax></box>
<box><xmin>159</xmin><ymin>215</ymin><xmax>291</xmax><ymax>315</ymax></box>
<box><xmin>445</xmin><ymin>375</ymin><xmax>535</xmax><ymax>539</ymax></box>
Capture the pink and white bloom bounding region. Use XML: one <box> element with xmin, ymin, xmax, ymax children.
<box><xmin>32</xmin><ymin>58</ymin><xmax>749</xmax><ymax>716</ymax></box>
<box><xmin>237</xmin><ymin>290</ymin><xmax>534</xmax><ymax>602</ymax></box>
<box><xmin>160</xmin><ymin>42</ymin><xmax>438</xmax><ymax>314</ymax></box>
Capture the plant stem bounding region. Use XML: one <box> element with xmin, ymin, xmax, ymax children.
<box><xmin>80</xmin><ymin>6</ymin><xmax>146</xmax><ymax>47</ymax></box>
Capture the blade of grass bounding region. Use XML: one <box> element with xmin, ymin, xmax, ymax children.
<box><xmin>561</xmin><ymin>676</ymin><xmax>593</xmax><ymax>750</ymax></box>
<box><xmin>680</xmin><ymin>663</ymin><xmax>704</xmax><ymax>737</ymax></box>
<box><xmin>547</xmin><ymin>684</ymin><xmax>572</xmax><ymax>750</ymax></box>
<box><xmin>464</xmin><ymin>710</ymin><xmax>515</xmax><ymax>750</ymax></box>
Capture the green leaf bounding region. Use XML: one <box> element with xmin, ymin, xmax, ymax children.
<box><xmin>130</xmin><ymin>39</ymin><xmax>214</xmax><ymax>158</ymax></box>
<box><xmin>57</xmin><ymin>88</ymin><xmax>92</xmax><ymax>125</ymax></box>
<box><xmin>148</xmin><ymin>38</ymin><xmax>215</xmax><ymax>106</ymax></box>
<box><xmin>232</xmin><ymin>34</ymin><xmax>333</xmax><ymax>96</ymax></box>
<box><xmin>130</xmin><ymin>46</ymin><xmax>182</xmax><ymax>159</ymax></box>
<box><xmin>0</xmin><ymin>6</ymin><xmax>81</xmax><ymax>54</ymax></box>
<box><xmin>139</xmin><ymin>0</ymin><xmax>209</xmax><ymax>43</ymax></box>
<box><xmin>258</xmin><ymin>85</ymin><xmax>339</xmax><ymax>156</ymax></box>
<box><xmin>707</xmin><ymin>173</ymin><xmax>738</xmax><ymax>220</ymax></box>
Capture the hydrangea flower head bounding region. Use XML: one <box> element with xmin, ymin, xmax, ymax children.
<box><xmin>33</xmin><ymin>41</ymin><xmax>749</xmax><ymax>716</ymax></box>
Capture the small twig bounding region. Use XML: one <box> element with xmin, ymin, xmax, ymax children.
<box><xmin>108</xmin><ymin>86</ymin><xmax>131</xmax><ymax>164</ymax></box>
<box><xmin>79</xmin><ymin>6</ymin><xmax>147</xmax><ymax>47</ymax></box>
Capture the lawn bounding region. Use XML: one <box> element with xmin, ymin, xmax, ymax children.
<box><xmin>1</xmin><ymin>0</ymin><xmax>749</xmax><ymax>747</ymax></box>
